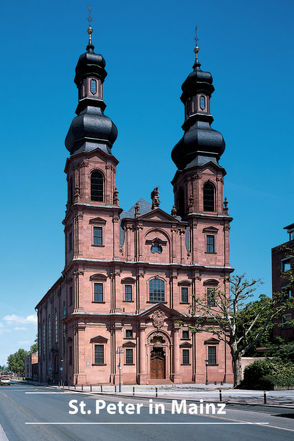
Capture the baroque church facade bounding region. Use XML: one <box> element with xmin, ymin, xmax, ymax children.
<box><xmin>36</xmin><ymin>27</ymin><xmax>233</xmax><ymax>385</ymax></box>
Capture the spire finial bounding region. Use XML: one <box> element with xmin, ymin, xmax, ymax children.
<box><xmin>87</xmin><ymin>5</ymin><xmax>94</xmax><ymax>51</ymax></box>
<box><xmin>193</xmin><ymin>25</ymin><xmax>200</xmax><ymax>69</ymax></box>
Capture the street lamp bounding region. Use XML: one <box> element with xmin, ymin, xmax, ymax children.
<box><xmin>205</xmin><ymin>359</ymin><xmax>209</xmax><ymax>385</ymax></box>
<box><xmin>116</xmin><ymin>347</ymin><xmax>124</xmax><ymax>392</ymax></box>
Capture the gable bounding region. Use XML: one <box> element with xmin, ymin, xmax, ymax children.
<box><xmin>138</xmin><ymin>208</ymin><xmax>181</xmax><ymax>223</ymax></box>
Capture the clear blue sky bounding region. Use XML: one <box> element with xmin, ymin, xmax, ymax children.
<box><xmin>0</xmin><ymin>0</ymin><xmax>293</xmax><ymax>366</ymax></box>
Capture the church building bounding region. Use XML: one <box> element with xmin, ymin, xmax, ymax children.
<box><xmin>36</xmin><ymin>24</ymin><xmax>233</xmax><ymax>385</ymax></box>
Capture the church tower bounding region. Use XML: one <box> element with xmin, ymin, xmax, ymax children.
<box><xmin>171</xmin><ymin>37</ymin><xmax>232</xmax><ymax>270</ymax></box>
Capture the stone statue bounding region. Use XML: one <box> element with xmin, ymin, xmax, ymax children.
<box><xmin>151</xmin><ymin>187</ymin><xmax>160</xmax><ymax>210</ymax></box>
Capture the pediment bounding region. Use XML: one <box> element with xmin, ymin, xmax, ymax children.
<box><xmin>121</xmin><ymin>277</ymin><xmax>136</xmax><ymax>284</ymax></box>
<box><xmin>203</xmin><ymin>279</ymin><xmax>219</xmax><ymax>287</ymax></box>
<box><xmin>178</xmin><ymin>280</ymin><xmax>192</xmax><ymax>286</ymax></box>
<box><xmin>138</xmin><ymin>208</ymin><xmax>181</xmax><ymax>223</ymax></box>
<box><xmin>203</xmin><ymin>227</ymin><xmax>219</xmax><ymax>234</ymax></box>
<box><xmin>204</xmin><ymin>338</ymin><xmax>219</xmax><ymax>345</ymax></box>
<box><xmin>90</xmin><ymin>273</ymin><xmax>107</xmax><ymax>281</ymax></box>
<box><xmin>180</xmin><ymin>342</ymin><xmax>192</xmax><ymax>348</ymax></box>
<box><xmin>89</xmin><ymin>217</ymin><xmax>106</xmax><ymax>225</ymax></box>
<box><xmin>122</xmin><ymin>341</ymin><xmax>136</xmax><ymax>348</ymax></box>
<box><xmin>139</xmin><ymin>303</ymin><xmax>185</xmax><ymax>321</ymax></box>
<box><xmin>90</xmin><ymin>335</ymin><xmax>108</xmax><ymax>344</ymax></box>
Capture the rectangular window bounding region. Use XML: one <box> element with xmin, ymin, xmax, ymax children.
<box><xmin>125</xmin><ymin>348</ymin><xmax>133</xmax><ymax>365</ymax></box>
<box><xmin>63</xmin><ymin>301</ymin><xmax>66</xmax><ymax>318</ymax></box>
<box><xmin>94</xmin><ymin>283</ymin><xmax>103</xmax><ymax>303</ymax></box>
<box><xmin>93</xmin><ymin>227</ymin><xmax>103</xmax><ymax>246</ymax></box>
<box><xmin>182</xmin><ymin>349</ymin><xmax>190</xmax><ymax>365</ymax></box>
<box><xmin>69</xmin><ymin>346</ymin><xmax>72</xmax><ymax>365</ymax></box>
<box><xmin>94</xmin><ymin>345</ymin><xmax>104</xmax><ymax>365</ymax></box>
<box><xmin>181</xmin><ymin>287</ymin><xmax>189</xmax><ymax>303</ymax></box>
<box><xmin>208</xmin><ymin>346</ymin><xmax>216</xmax><ymax>365</ymax></box>
<box><xmin>126</xmin><ymin>329</ymin><xmax>133</xmax><ymax>339</ymax></box>
<box><xmin>182</xmin><ymin>330</ymin><xmax>189</xmax><ymax>340</ymax></box>
<box><xmin>69</xmin><ymin>287</ymin><xmax>73</xmax><ymax>306</ymax></box>
<box><xmin>124</xmin><ymin>285</ymin><xmax>132</xmax><ymax>302</ymax></box>
<box><xmin>207</xmin><ymin>288</ymin><xmax>216</xmax><ymax>306</ymax></box>
<box><xmin>69</xmin><ymin>232</ymin><xmax>73</xmax><ymax>251</ymax></box>
<box><xmin>281</xmin><ymin>259</ymin><xmax>291</xmax><ymax>272</ymax></box>
<box><xmin>206</xmin><ymin>235</ymin><xmax>215</xmax><ymax>253</ymax></box>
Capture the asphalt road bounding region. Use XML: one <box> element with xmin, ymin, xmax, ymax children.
<box><xmin>0</xmin><ymin>383</ymin><xmax>293</xmax><ymax>441</ymax></box>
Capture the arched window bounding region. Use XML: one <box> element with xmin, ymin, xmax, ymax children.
<box><xmin>90</xmin><ymin>79</ymin><xmax>97</xmax><ymax>95</ymax></box>
<box><xmin>177</xmin><ymin>187</ymin><xmax>185</xmax><ymax>217</ymax></box>
<box><xmin>200</xmin><ymin>95</ymin><xmax>206</xmax><ymax>110</ymax></box>
<box><xmin>149</xmin><ymin>278</ymin><xmax>165</xmax><ymax>302</ymax></box>
<box><xmin>91</xmin><ymin>170</ymin><xmax>104</xmax><ymax>202</ymax></box>
<box><xmin>203</xmin><ymin>182</ymin><xmax>215</xmax><ymax>212</ymax></box>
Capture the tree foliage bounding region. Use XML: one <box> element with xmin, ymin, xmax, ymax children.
<box><xmin>7</xmin><ymin>349</ymin><xmax>28</xmax><ymax>374</ymax></box>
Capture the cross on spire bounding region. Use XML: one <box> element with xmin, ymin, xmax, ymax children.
<box><xmin>87</xmin><ymin>5</ymin><xmax>93</xmax><ymax>46</ymax></box>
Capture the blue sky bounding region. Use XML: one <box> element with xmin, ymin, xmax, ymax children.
<box><xmin>0</xmin><ymin>0</ymin><xmax>293</xmax><ymax>366</ymax></box>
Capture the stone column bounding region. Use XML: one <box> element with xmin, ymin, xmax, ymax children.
<box><xmin>173</xmin><ymin>326</ymin><xmax>181</xmax><ymax>383</ymax></box>
<box><xmin>139</xmin><ymin>325</ymin><xmax>148</xmax><ymax>383</ymax></box>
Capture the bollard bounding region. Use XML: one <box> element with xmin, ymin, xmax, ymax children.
<box><xmin>101</xmin><ymin>385</ymin><xmax>103</xmax><ymax>393</ymax></box>
<box><xmin>115</xmin><ymin>385</ymin><xmax>117</xmax><ymax>393</ymax></box>
<box><xmin>74</xmin><ymin>384</ymin><xmax>76</xmax><ymax>390</ymax></box>
<box><xmin>214</xmin><ymin>381</ymin><xmax>217</xmax><ymax>385</ymax></box>
<box><xmin>219</xmin><ymin>389</ymin><xmax>222</xmax><ymax>402</ymax></box>
<box><xmin>90</xmin><ymin>385</ymin><xmax>92</xmax><ymax>392</ymax></box>
<box><xmin>133</xmin><ymin>386</ymin><xmax>135</xmax><ymax>397</ymax></box>
<box><xmin>82</xmin><ymin>384</ymin><xmax>84</xmax><ymax>391</ymax></box>
<box><xmin>155</xmin><ymin>387</ymin><xmax>158</xmax><ymax>398</ymax></box>
<box><xmin>264</xmin><ymin>391</ymin><xmax>267</xmax><ymax>404</ymax></box>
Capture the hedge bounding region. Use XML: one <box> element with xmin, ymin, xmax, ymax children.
<box><xmin>241</xmin><ymin>359</ymin><xmax>294</xmax><ymax>390</ymax></box>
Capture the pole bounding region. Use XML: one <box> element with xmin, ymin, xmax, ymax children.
<box><xmin>205</xmin><ymin>360</ymin><xmax>208</xmax><ymax>385</ymax></box>
<box><xmin>264</xmin><ymin>391</ymin><xmax>267</xmax><ymax>404</ymax></box>
<box><xmin>119</xmin><ymin>349</ymin><xmax>122</xmax><ymax>393</ymax></box>
<box><xmin>219</xmin><ymin>389</ymin><xmax>222</xmax><ymax>402</ymax></box>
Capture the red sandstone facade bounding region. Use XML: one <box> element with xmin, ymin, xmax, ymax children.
<box><xmin>36</xmin><ymin>34</ymin><xmax>234</xmax><ymax>385</ymax></box>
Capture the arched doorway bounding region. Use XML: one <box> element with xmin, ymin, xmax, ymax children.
<box><xmin>150</xmin><ymin>335</ymin><xmax>166</xmax><ymax>379</ymax></box>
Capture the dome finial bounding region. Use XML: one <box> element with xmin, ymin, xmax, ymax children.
<box><xmin>193</xmin><ymin>25</ymin><xmax>200</xmax><ymax>69</ymax></box>
<box><xmin>87</xmin><ymin>5</ymin><xmax>94</xmax><ymax>52</ymax></box>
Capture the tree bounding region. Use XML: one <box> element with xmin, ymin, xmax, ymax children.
<box><xmin>7</xmin><ymin>349</ymin><xmax>28</xmax><ymax>375</ymax></box>
<box><xmin>181</xmin><ymin>274</ymin><xmax>294</xmax><ymax>387</ymax></box>
<box><xmin>29</xmin><ymin>336</ymin><xmax>38</xmax><ymax>354</ymax></box>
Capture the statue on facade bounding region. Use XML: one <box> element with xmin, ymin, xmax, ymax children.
<box><xmin>151</xmin><ymin>187</ymin><xmax>160</xmax><ymax>210</ymax></box>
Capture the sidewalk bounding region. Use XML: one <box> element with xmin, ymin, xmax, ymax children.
<box><xmin>61</xmin><ymin>383</ymin><xmax>294</xmax><ymax>408</ymax></box>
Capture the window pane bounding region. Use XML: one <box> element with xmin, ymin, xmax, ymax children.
<box><xmin>95</xmin><ymin>345</ymin><xmax>104</xmax><ymax>364</ymax></box>
<box><xmin>183</xmin><ymin>349</ymin><xmax>189</xmax><ymax>365</ymax></box>
<box><xmin>126</xmin><ymin>329</ymin><xmax>133</xmax><ymax>339</ymax></box>
<box><xmin>125</xmin><ymin>285</ymin><xmax>132</xmax><ymax>302</ymax></box>
<box><xmin>182</xmin><ymin>330</ymin><xmax>189</xmax><ymax>339</ymax></box>
<box><xmin>208</xmin><ymin>346</ymin><xmax>216</xmax><ymax>365</ymax></box>
<box><xmin>207</xmin><ymin>288</ymin><xmax>216</xmax><ymax>306</ymax></box>
<box><xmin>149</xmin><ymin>278</ymin><xmax>165</xmax><ymax>302</ymax></box>
<box><xmin>94</xmin><ymin>283</ymin><xmax>103</xmax><ymax>302</ymax></box>
<box><xmin>203</xmin><ymin>182</ymin><xmax>215</xmax><ymax>212</ymax></box>
<box><xmin>181</xmin><ymin>287</ymin><xmax>188</xmax><ymax>303</ymax></box>
<box><xmin>125</xmin><ymin>348</ymin><xmax>133</xmax><ymax>364</ymax></box>
<box><xmin>200</xmin><ymin>95</ymin><xmax>206</xmax><ymax>110</ymax></box>
<box><xmin>207</xmin><ymin>235</ymin><xmax>215</xmax><ymax>253</ymax></box>
<box><xmin>90</xmin><ymin>79</ymin><xmax>97</xmax><ymax>95</ymax></box>
<box><xmin>93</xmin><ymin>227</ymin><xmax>102</xmax><ymax>246</ymax></box>
<box><xmin>151</xmin><ymin>243</ymin><xmax>162</xmax><ymax>254</ymax></box>
<box><xmin>91</xmin><ymin>171</ymin><xmax>104</xmax><ymax>202</ymax></box>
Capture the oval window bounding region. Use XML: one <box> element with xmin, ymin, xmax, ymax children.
<box><xmin>90</xmin><ymin>79</ymin><xmax>97</xmax><ymax>95</ymax></box>
<box><xmin>151</xmin><ymin>243</ymin><xmax>162</xmax><ymax>254</ymax></box>
<box><xmin>200</xmin><ymin>95</ymin><xmax>206</xmax><ymax>110</ymax></box>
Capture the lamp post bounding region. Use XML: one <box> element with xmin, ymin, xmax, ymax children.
<box><xmin>205</xmin><ymin>359</ymin><xmax>209</xmax><ymax>385</ymax></box>
<box><xmin>116</xmin><ymin>347</ymin><xmax>124</xmax><ymax>392</ymax></box>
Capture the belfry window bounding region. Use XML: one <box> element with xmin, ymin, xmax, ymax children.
<box><xmin>149</xmin><ymin>278</ymin><xmax>165</xmax><ymax>302</ymax></box>
<box><xmin>200</xmin><ymin>95</ymin><xmax>206</xmax><ymax>110</ymax></box>
<box><xmin>90</xmin><ymin>79</ymin><xmax>97</xmax><ymax>95</ymax></box>
<box><xmin>91</xmin><ymin>170</ymin><xmax>104</xmax><ymax>202</ymax></box>
<box><xmin>203</xmin><ymin>182</ymin><xmax>215</xmax><ymax>212</ymax></box>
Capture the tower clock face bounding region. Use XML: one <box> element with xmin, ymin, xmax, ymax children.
<box><xmin>200</xmin><ymin>95</ymin><xmax>206</xmax><ymax>110</ymax></box>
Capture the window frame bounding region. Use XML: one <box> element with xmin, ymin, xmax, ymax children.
<box><xmin>149</xmin><ymin>278</ymin><xmax>165</xmax><ymax>303</ymax></box>
<box><xmin>124</xmin><ymin>285</ymin><xmax>132</xmax><ymax>302</ymax></box>
<box><xmin>182</xmin><ymin>330</ymin><xmax>190</xmax><ymax>340</ymax></box>
<box><xmin>125</xmin><ymin>348</ymin><xmax>134</xmax><ymax>365</ymax></box>
<box><xmin>94</xmin><ymin>344</ymin><xmax>105</xmax><ymax>365</ymax></box>
<box><xmin>93</xmin><ymin>282</ymin><xmax>104</xmax><ymax>303</ymax></box>
<box><xmin>281</xmin><ymin>258</ymin><xmax>291</xmax><ymax>273</ymax></box>
<box><xmin>125</xmin><ymin>329</ymin><xmax>133</xmax><ymax>339</ymax></box>
<box><xmin>91</xmin><ymin>170</ymin><xmax>104</xmax><ymax>202</ymax></box>
<box><xmin>182</xmin><ymin>349</ymin><xmax>190</xmax><ymax>365</ymax></box>
<box><xmin>181</xmin><ymin>287</ymin><xmax>189</xmax><ymax>304</ymax></box>
<box><xmin>207</xmin><ymin>288</ymin><xmax>216</xmax><ymax>307</ymax></box>
<box><xmin>206</xmin><ymin>235</ymin><xmax>215</xmax><ymax>253</ymax></box>
<box><xmin>93</xmin><ymin>226</ymin><xmax>103</xmax><ymax>246</ymax></box>
<box><xmin>207</xmin><ymin>346</ymin><xmax>217</xmax><ymax>365</ymax></box>
<box><xmin>203</xmin><ymin>182</ymin><xmax>215</xmax><ymax>212</ymax></box>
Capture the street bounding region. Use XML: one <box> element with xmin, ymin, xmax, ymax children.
<box><xmin>0</xmin><ymin>383</ymin><xmax>293</xmax><ymax>441</ymax></box>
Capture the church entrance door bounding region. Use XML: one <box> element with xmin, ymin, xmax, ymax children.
<box><xmin>150</xmin><ymin>347</ymin><xmax>165</xmax><ymax>379</ymax></box>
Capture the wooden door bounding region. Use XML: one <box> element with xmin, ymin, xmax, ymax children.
<box><xmin>150</xmin><ymin>348</ymin><xmax>165</xmax><ymax>379</ymax></box>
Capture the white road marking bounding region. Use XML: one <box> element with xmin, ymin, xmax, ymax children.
<box><xmin>0</xmin><ymin>424</ymin><xmax>9</xmax><ymax>441</ymax></box>
<box><xmin>25</xmin><ymin>422</ymin><xmax>269</xmax><ymax>425</ymax></box>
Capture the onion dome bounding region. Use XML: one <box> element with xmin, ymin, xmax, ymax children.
<box><xmin>65</xmin><ymin>25</ymin><xmax>117</xmax><ymax>156</ymax></box>
<box><xmin>171</xmin><ymin>38</ymin><xmax>225</xmax><ymax>170</ymax></box>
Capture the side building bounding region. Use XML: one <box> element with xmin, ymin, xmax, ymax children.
<box><xmin>272</xmin><ymin>223</ymin><xmax>294</xmax><ymax>341</ymax></box>
<box><xmin>36</xmin><ymin>28</ymin><xmax>234</xmax><ymax>385</ymax></box>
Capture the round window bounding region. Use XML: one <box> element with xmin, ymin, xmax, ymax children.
<box><xmin>151</xmin><ymin>243</ymin><xmax>162</xmax><ymax>254</ymax></box>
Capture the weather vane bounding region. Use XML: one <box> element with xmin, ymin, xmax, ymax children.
<box><xmin>87</xmin><ymin>5</ymin><xmax>93</xmax><ymax>45</ymax></box>
<box><xmin>194</xmin><ymin>25</ymin><xmax>200</xmax><ymax>63</ymax></box>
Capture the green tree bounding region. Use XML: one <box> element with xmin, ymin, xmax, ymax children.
<box><xmin>180</xmin><ymin>274</ymin><xmax>293</xmax><ymax>387</ymax></box>
<box><xmin>7</xmin><ymin>349</ymin><xmax>28</xmax><ymax>374</ymax></box>
<box><xmin>29</xmin><ymin>336</ymin><xmax>38</xmax><ymax>354</ymax></box>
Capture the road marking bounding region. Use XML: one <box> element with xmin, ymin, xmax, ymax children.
<box><xmin>0</xmin><ymin>424</ymin><xmax>9</xmax><ymax>441</ymax></box>
<box><xmin>25</xmin><ymin>422</ymin><xmax>269</xmax><ymax>425</ymax></box>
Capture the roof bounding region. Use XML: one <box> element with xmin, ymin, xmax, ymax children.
<box><xmin>284</xmin><ymin>223</ymin><xmax>294</xmax><ymax>230</ymax></box>
<box><xmin>120</xmin><ymin>198</ymin><xmax>152</xmax><ymax>219</ymax></box>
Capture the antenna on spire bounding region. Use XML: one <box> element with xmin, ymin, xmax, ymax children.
<box><xmin>87</xmin><ymin>5</ymin><xmax>93</xmax><ymax>47</ymax></box>
<box><xmin>193</xmin><ymin>25</ymin><xmax>200</xmax><ymax>67</ymax></box>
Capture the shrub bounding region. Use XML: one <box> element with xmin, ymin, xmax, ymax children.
<box><xmin>241</xmin><ymin>359</ymin><xmax>294</xmax><ymax>389</ymax></box>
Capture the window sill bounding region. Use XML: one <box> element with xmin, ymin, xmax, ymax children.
<box><xmin>181</xmin><ymin>338</ymin><xmax>191</xmax><ymax>341</ymax></box>
<box><xmin>123</xmin><ymin>300</ymin><xmax>134</xmax><ymax>303</ymax></box>
<box><xmin>180</xmin><ymin>302</ymin><xmax>189</xmax><ymax>304</ymax></box>
<box><xmin>92</xmin><ymin>301</ymin><xmax>105</xmax><ymax>304</ymax></box>
<box><xmin>92</xmin><ymin>244</ymin><xmax>105</xmax><ymax>247</ymax></box>
<box><xmin>205</xmin><ymin>252</ymin><xmax>217</xmax><ymax>254</ymax></box>
<box><xmin>147</xmin><ymin>301</ymin><xmax>167</xmax><ymax>304</ymax></box>
<box><xmin>92</xmin><ymin>364</ymin><xmax>107</xmax><ymax>366</ymax></box>
<box><xmin>124</xmin><ymin>363</ymin><xmax>135</xmax><ymax>366</ymax></box>
<box><xmin>207</xmin><ymin>364</ymin><xmax>219</xmax><ymax>366</ymax></box>
<box><xmin>181</xmin><ymin>363</ymin><xmax>191</xmax><ymax>366</ymax></box>
<box><xmin>123</xmin><ymin>337</ymin><xmax>135</xmax><ymax>340</ymax></box>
